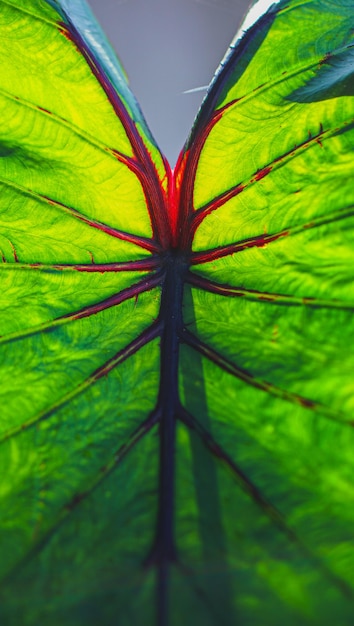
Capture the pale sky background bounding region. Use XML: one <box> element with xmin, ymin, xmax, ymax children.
<box><xmin>87</xmin><ymin>0</ymin><xmax>252</xmax><ymax>165</ymax></box>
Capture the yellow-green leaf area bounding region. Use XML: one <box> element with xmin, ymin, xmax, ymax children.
<box><xmin>183</xmin><ymin>285</ymin><xmax>354</xmax><ymax>416</ymax></box>
<box><xmin>0</xmin><ymin>0</ymin><xmax>133</xmax><ymax>153</ymax></box>
<box><xmin>178</xmin><ymin>343</ymin><xmax>354</xmax><ymax>621</ymax></box>
<box><xmin>193</xmin><ymin>98</ymin><xmax>353</xmax><ymax>256</ymax></box>
<box><xmin>192</xmin><ymin>213</ymin><xmax>354</xmax><ymax>302</ymax></box>
<box><xmin>0</xmin><ymin>92</ymin><xmax>153</xmax><ymax>240</ymax></box>
<box><xmin>0</xmin><ymin>185</ymin><xmax>152</xmax><ymax>264</ymax></box>
<box><xmin>192</xmin><ymin>0</ymin><xmax>354</xmax><ymax>245</ymax></box>
<box><xmin>173</xmin><ymin>413</ymin><xmax>354</xmax><ymax>624</ymax></box>
<box><xmin>0</xmin><ymin>267</ymin><xmax>153</xmax><ymax>334</ymax></box>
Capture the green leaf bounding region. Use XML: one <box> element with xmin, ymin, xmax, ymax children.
<box><xmin>0</xmin><ymin>0</ymin><xmax>354</xmax><ymax>624</ymax></box>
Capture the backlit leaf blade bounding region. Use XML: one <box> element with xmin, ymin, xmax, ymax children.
<box><xmin>1</xmin><ymin>0</ymin><xmax>354</xmax><ymax>624</ymax></box>
<box><xmin>173</xmin><ymin>0</ymin><xmax>354</xmax><ymax>622</ymax></box>
<box><xmin>178</xmin><ymin>0</ymin><xmax>354</xmax><ymax>252</ymax></box>
<box><xmin>0</xmin><ymin>2</ymin><xmax>165</xmax><ymax>622</ymax></box>
<box><xmin>0</xmin><ymin>0</ymin><xmax>170</xmax><ymax>254</ymax></box>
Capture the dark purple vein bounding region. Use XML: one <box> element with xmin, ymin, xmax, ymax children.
<box><xmin>0</xmin><ymin>272</ymin><xmax>162</xmax><ymax>346</ymax></box>
<box><xmin>191</xmin><ymin>205</ymin><xmax>354</xmax><ymax>265</ymax></box>
<box><xmin>178</xmin><ymin>406</ymin><xmax>303</xmax><ymax>539</ymax></box>
<box><xmin>0</xmin><ymin>257</ymin><xmax>159</xmax><ymax>273</ymax></box>
<box><xmin>187</xmin><ymin>272</ymin><xmax>354</xmax><ymax>310</ymax></box>
<box><xmin>144</xmin><ymin>253</ymin><xmax>187</xmax><ymax>626</ymax></box>
<box><xmin>178</xmin><ymin>407</ymin><xmax>354</xmax><ymax>600</ymax></box>
<box><xmin>64</xmin><ymin>411</ymin><xmax>160</xmax><ymax>512</ymax></box>
<box><xmin>0</xmin><ymin>321</ymin><xmax>162</xmax><ymax>444</ymax></box>
<box><xmin>181</xmin><ymin>328</ymin><xmax>348</xmax><ymax>424</ymax></box>
<box><xmin>3</xmin><ymin>411</ymin><xmax>160</xmax><ymax>585</ymax></box>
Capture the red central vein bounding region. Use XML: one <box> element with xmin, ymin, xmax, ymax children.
<box><xmin>175</xmin><ymin>4</ymin><xmax>284</xmax><ymax>251</ymax></box>
<box><xmin>176</xmin><ymin>105</ymin><xmax>228</xmax><ymax>249</ymax></box>
<box><xmin>19</xmin><ymin>10</ymin><xmax>353</xmax><ymax>624</ymax></box>
<box><xmin>59</xmin><ymin>20</ymin><xmax>171</xmax><ymax>247</ymax></box>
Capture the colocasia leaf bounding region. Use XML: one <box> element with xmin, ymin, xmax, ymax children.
<box><xmin>0</xmin><ymin>0</ymin><xmax>353</xmax><ymax>624</ymax></box>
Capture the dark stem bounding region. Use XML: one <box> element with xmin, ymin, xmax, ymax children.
<box><xmin>148</xmin><ymin>252</ymin><xmax>186</xmax><ymax>626</ymax></box>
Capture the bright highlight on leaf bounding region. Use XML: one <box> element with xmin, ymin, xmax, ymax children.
<box><xmin>0</xmin><ymin>0</ymin><xmax>353</xmax><ymax>624</ymax></box>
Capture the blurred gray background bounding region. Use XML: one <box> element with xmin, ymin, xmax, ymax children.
<box><xmin>87</xmin><ymin>0</ymin><xmax>251</xmax><ymax>165</ymax></box>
